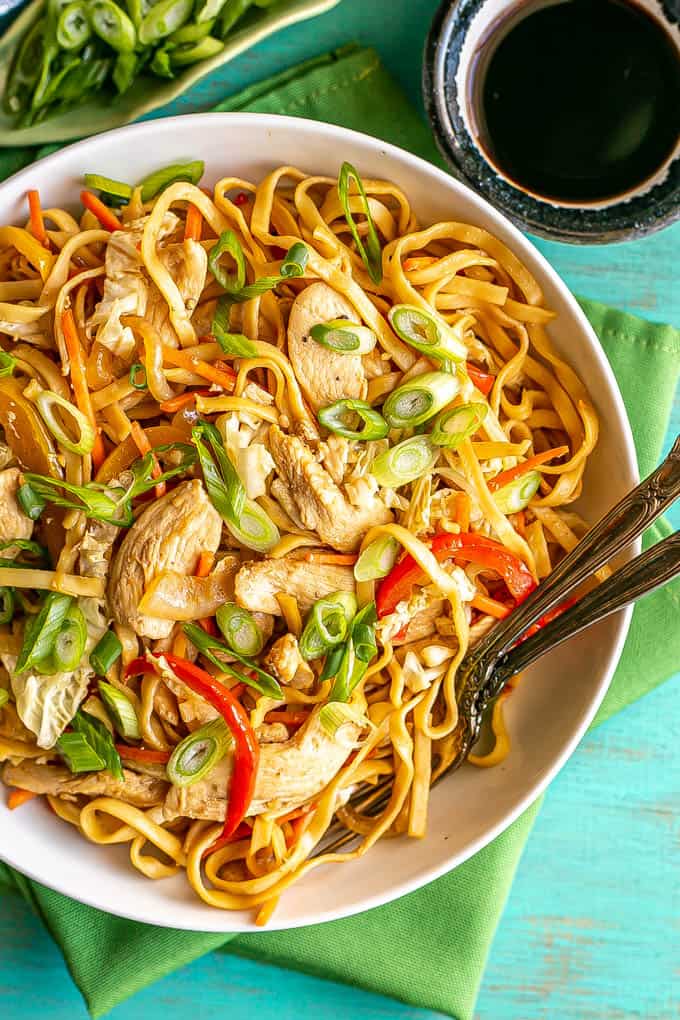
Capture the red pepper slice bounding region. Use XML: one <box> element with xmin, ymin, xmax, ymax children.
<box><xmin>466</xmin><ymin>363</ymin><xmax>495</xmax><ymax>396</ymax></box>
<box><xmin>115</xmin><ymin>745</ymin><xmax>171</xmax><ymax>764</ymax></box>
<box><xmin>376</xmin><ymin>531</ymin><xmax>536</xmax><ymax>619</ymax></box>
<box><xmin>125</xmin><ymin>653</ymin><xmax>259</xmax><ymax>838</ymax></box>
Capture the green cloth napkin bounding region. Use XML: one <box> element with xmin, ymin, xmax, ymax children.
<box><xmin>1</xmin><ymin>44</ymin><xmax>679</xmax><ymax>1020</ymax></box>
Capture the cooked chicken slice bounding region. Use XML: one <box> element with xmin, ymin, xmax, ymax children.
<box><xmin>0</xmin><ymin>467</ymin><xmax>33</xmax><ymax>557</ymax></box>
<box><xmin>2</xmin><ymin>761</ymin><xmax>168</xmax><ymax>806</ymax></box>
<box><xmin>78</xmin><ymin>518</ymin><xmax>118</xmax><ymax>580</ymax></box>
<box><xmin>0</xmin><ymin>701</ymin><xmax>34</xmax><ymax>745</ymax></box>
<box><xmin>263</xmin><ymin>633</ymin><xmax>315</xmax><ymax>690</ymax></box>
<box><xmin>255</xmin><ymin>722</ymin><xmax>289</xmax><ymax>744</ymax></box>
<box><xmin>392</xmin><ymin>599</ymin><xmax>447</xmax><ymax>645</ymax></box>
<box><xmin>164</xmin><ymin>705</ymin><xmax>360</xmax><ymax>820</ymax></box>
<box><xmin>234</xmin><ymin>557</ymin><xmax>354</xmax><ymax>615</ymax></box>
<box><xmin>158</xmin><ymin>240</ymin><xmax>207</xmax><ymax>317</ymax></box>
<box><xmin>267</xmin><ymin>425</ymin><xmax>392</xmax><ymax>552</ymax></box>
<box><xmin>287</xmin><ymin>282</ymin><xmax>368</xmax><ymax>411</ymax></box>
<box><xmin>108</xmin><ymin>480</ymin><xmax>222</xmax><ymax>639</ymax></box>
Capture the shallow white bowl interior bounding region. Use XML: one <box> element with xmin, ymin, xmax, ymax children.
<box><xmin>0</xmin><ymin>114</ymin><xmax>638</xmax><ymax>932</ymax></box>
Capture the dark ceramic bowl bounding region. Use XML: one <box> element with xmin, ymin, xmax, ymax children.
<box><xmin>423</xmin><ymin>0</ymin><xmax>680</xmax><ymax>243</ymax></box>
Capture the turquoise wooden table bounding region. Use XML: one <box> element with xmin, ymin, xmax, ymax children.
<box><xmin>2</xmin><ymin>2</ymin><xmax>679</xmax><ymax>1017</ymax></box>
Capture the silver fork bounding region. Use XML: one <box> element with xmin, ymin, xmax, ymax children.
<box><xmin>315</xmin><ymin>435</ymin><xmax>680</xmax><ymax>856</ymax></box>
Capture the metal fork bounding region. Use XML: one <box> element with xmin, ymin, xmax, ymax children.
<box><xmin>315</xmin><ymin>435</ymin><xmax>680</xmax><ymax>856</ymax></box>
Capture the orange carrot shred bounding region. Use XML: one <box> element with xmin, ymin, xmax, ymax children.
<box><xmin>61</xmin><ymin>308</ymin><xmax>106</xmax><ymax>469</ymax></box>
<box><xmin>487</xmin><ymin>445</ymin><xmax>570</xmax><ymax>492</ymax></box>
<box><xmin>27</xmin><ymin>190</ymin><xmax>48</xmax><ymax>247</ymax></box>
<box><xmin>8</xmin><ymin>788</ymin><xmax>38</xmax><ymax>810</ymax></box>
<box><xmin>184</xmin><ymin>204</ymin><xmax>203</xmax><ymax>242</ymax></box>
<box><xmin>509</xmin><ymin>510</ymin><xmax>526</xmax><ymax>537</ymax></box>
<box><xmin>454</xmin><ymin>491</ymin><xmax>471</xmax><ymax>532</ymax></box>
<box><xmin>195</xmin><ymin>551</ymin><xmax>215</xmax><ymax>578</ymax></box>
<box><xmin>301</xmin><ymin>551</ymin><xmax>357</xmax><ymax>566</ymax></box>
<box><xmin>80</xmin><ymin>190</ymin><xmax>123</xmax><ymax>232</ymax></box>
<box><xmin>159</xmin><ymin>389</ymin><xmax>210</xmax><ymax>414</ymax></box>
<box><xmin>264</xmin><ymin>710</ymin><xmax>310</xmax><ymax>729</ymax></box>
<box><xmin>162</xmin><ymin>346</ymin><xmax>237</xmax><ymax>392</ymax></box>
<box><xmin>470</xmin><ymin>593</ymin><xmax>512</xmax><ymax>620</ymax></box>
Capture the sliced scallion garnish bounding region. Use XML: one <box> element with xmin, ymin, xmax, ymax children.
<box><xmin>166</xmin><ymin>717</ymin><xmax>232</xmax><ymax>788</ymax></box>
<box><xmin>208</xmin><ymin>229</ymin><xmax>246</xmax><ymax>293</ymax></box>
<box><xmin>310</xmin><ymin>319</ymin><xmax>376</xmax><ymax>355</ymax></box>
<box><xmin>318</xmin><ymin>398</ymin><xmax>389</xmax><ymax>441</ymax></box>
<box><xmin>182</xmin><ymin>621</ymin><xmax>282</xmax><ymax>698</ymax></box>
<box><xmin>329</xmin><ymin>602</ymin><xmax>377</xmax><ymax>702</ymax></box>
<box><xmin>388</xmin><ymin>304</ymin><xmax>468</xmax><ymax>363</ymax></box>
<box><xmin>337</xmin><ymin>161</ymin><xmax>382</xmax><ymax>284</ymax></box>
<box><xmin>15</xmin><ymin>592</ymin><xmax>74</xmax><ymax>674</ymax></box>
<box><xmin>215</xmin><ymin>603</ymin><xmax>264</xmax><ymax>657</ymax></box>
<box><xmin>99</xmin><ymin>679</ymin><xmax>140</xmax><ymax>740</ymax></box>
<box><xmin>48</xmin><ymin>603</ymin><xmax>87</xmax><ymax>672</ymax></box>
<box><xmin>0</xmin><ymin>351</ymin><xmax>17</xmax><ymax>377</ymax></box>
<box><xmin>493</xmin><ymin>469</ymin><xmax>542</xmax><ymax>514</ymax></box>
<box><xmin>17</xmin><ymin>482</ymin><xmax>45</xmax><ymax>521</ymax></box>
<box><xmin>192</xmin><ymin>421</ymin><xmax>245</xmax><ymax>529</ymax></box>
<box><xmin>90</xmin><ymin>629</ymin><xmax>123</xmax><ymax>675</ymax></box>
<box><xmin>370</xmin><ymin>435</ymin><xmax>438</xmax><ymax>488</ymax></box>
<box><xmin>0</xmin><ymin>587</ymin><xmax>14</xmax><ymax>625</ymax></box>
<box><xmin>90</xmin><ymin>0</ymin><xmax>136</xmax><ymax>52</ymax></box>
<box><xmin>228</xmin><ymin>241</ymin><xmax>309</xmax><ymax>303</ymax></box>
<box><xmin>129</xmin><ymin>362</ymin><xmax>147</xmax><ymax>390</ymax></box>
<box><xmin>21</xmin><ymin>474</ymin><xmax>133</xmax><ymax>527</ymax></box>
<box><xmin>212</xmin><ymin>296</ymin><xmax>257</xmax><ymax>357</ymax></box>
<box><xmin>83</xmin><ymin>173</ymin><xmax>133</xmax><ymax>200</ymax></box>
<box><xmin>57</xmin><ymin>2</ymin><xmax>92</xmax><ymax>51</ymax></box>
<box><xmin>57</xmin><ymin>709</ymin><xmax>124</xmax><ymax>779</ymax></box>
<box><xmin>34</xmin><ymin>390</ymin><xmax>95</xmax><ymax>455</ymax></box>
<box><xmin>318</xmin><ymin>702</ymin><xmax>365</xmax><ymax>740</ymax></box>
<box><xmin>382</xmin><ymin>371</ymin><xmax>460</xmax><ymax>429</ymax></box>
<box><xmin>138</xmin><ymin>158</ymin><xmax>204</xmax><ymax>202</ymax></box>
<box><xmin>299</xmin><ymin>591</ymin><xmax>357</xmax><ymax>661</ymax></box>
<box><xmin>430</xmin><ymin>403</ymin><xmax>488</xmax><ymax>449</ymax></box>
<box><xmin>0</xmin><ymin>688</ymin><xmax>9</xmax><ymax>709</ymax></box>
<box><xmin>354</xmin><ymin>534</ymin><xmax>400</xmax><ymax>582</ymax></box>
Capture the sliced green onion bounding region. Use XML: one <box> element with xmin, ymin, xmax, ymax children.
<box><xmin>329</xmin><ymin>602</ymin><xmax>377</xmax><ymax>702</ymax></box>
<box><xmin>98</xmin><ymin>679</ymin><xmax>140</xmax><ymax>740</ymax></box>
<box><xmin>83</xmin><ymin>173</ymin><xmax>133</xmax><ymax>200</ymax></box>
<box><xmin>0</xmin><ymin>351</ymin><xmax>16</xmax><ymax>377</ymax></box>
<box><xmin>208</xmin><ymin>230</ymin><xmax>246</xmax><ymax>293</ymax></box>
<box><xmin>129</xmin><ymin>362</ymin><xmax>147</xmax><ymax>390</ymax></box>
<box><xmin>113</xmin><ymin>51</ymin><xmax>138</xmax><ymax>94</ymax></box>
<box><xmin>310</xmin><ymin>319</ymin><xmax>377</xmax><ymax>355</ymax></box>
<box><xmin>170</xmin><ymin>36</ymin><xmax>223</xmax><ymax>64</ymax></box>
<box><xmin>138</xmin><ymin>158</ymin><xmax>204</xmax><ymax>202</ymax></box>
<box><xmin>193</xmin><ymin>0</ymin><xmax>227</xmax><ymax>23</ymax></box>
<box><xmin>225</xmin><ymin>497</ymin><xmax>280</xmax><ymax>553</ymax></box>
<box><xmin>430</xmin><ymin>403</ymin><xmax>488</xmax><ymax>449</ymax></box>
<box><xmin>228</xmin><ymin>242</ymin><xmax>309</xmax><ymax>303</ymax></box>
<box><xmin>127</xmin><ymin>442</ymin><xmax>197</xmax><ymax>499</ymax></box>
<box><xmin>370</xmin><ymin>435</ymin><xmax>438</xmax><ymax>488</ymax></box>
<box><xmin>17</xmin><ymin>483</ymin><xmax>45</xmax><ymax>522</ymax></box>
<box><xmin>318</xmin><ymin>399</ymin><xmax>389</xmax><ymax>441</ymax></box>
<box><xmin>337</xmin><ymin>161</ymin><xmax>382</xmax><ymax>284</ymax></box>
<box><xmin>493</xmin><ymin>470</ymin><xmax>542</xmax><ymax>514</ymax></box>
<box><xmin>388</xmin><ymin>304</ymin><xmax>468</xmax><ymax>363</ymax></box>
<box><xmin>49</xmin><ymin>603</ymin><xmax>87</xmax><ymax>672</ymax></box>
<box><xmin>138</xmin><ymin>0</ymin><xmax>193</xmax><ymax>44</ymax></box>
<box><xmin>215</xmin><ymin>603</ymin><xmax>264</xmax><ymax>657</ymax></box>
<box><xmin>0</xmin><ymin>587</ymin><xmax>14</xmax><ymax>625</ymax></box>
<box><xmin>0</xmin><ymin>688</ymin><xmax>9</xmax><ymax>709</ymax></box>
<box><xmin>354</xmin><ymin>535</ymin><xmax>400</xmax><ymax>582</ymax></box>
<box><xmin>21</xmin><ymin>474</ymin><xmax>133</xmax><ymax>527</ymax></box>
<box><xmin>182</xmin><ymin>622</ymin><xmax>282</xmax><ymax>698</ymax></box>
<box><xmin>57</xmin><ymin>1</ymin><xmax>91</xmax><ymax>49</ymax></box>
<box><xmin>16</xmin><ymin>592</ymin><xmax>74</xmax><ymax>674</ymax></box>
<box><xmin>212</xmin><ymin>296</ymin><xmax>257</xmax><ymax>357</ymax></box>
<box><xmin>318</xmin><ymin>702</ymin><xmax>365</xmax><ymax>740</ymax></box>
<box><xmin>0</xmin><ymin>538</ymin><xmax>48</xmax><ymax>562</ymax></box>
<box><xmin>299</xmin><ymin>591</ymin><xmax>357</xmax><ymax>661</ymax></box>
<box><xmin>167</xmin><ymin>717</ymin><xmax>232</xmax><ymax>788</ymax></box>
<box><xmin>34</xmin><ymin>390</ymin><xmax>95</xmax><ymax>455</ymax></box>
<box><xmin>320</xmin><ymin>642</ymin><xmax>345</xmax><ymax>682</ymax></box>
<box><xmin>192</xmin><ymin>422</ymin><xmax>246</xmax><ymax>529</ymax></box>
<box><xmin>167</xmin><ymin>19</ymin><xmax>216</xmax><ymax>43</ymax></box>
<box><xmin>90</xmin><ymin>629</ymin><xmax>123</xmax><ymax>675</ymax></box>
<box><xmin>58</xmin><ymin>709</ymin><xmax>124</xmax><ymax>778</ymax></box>
<box><xmin>57</xmin><ymin>731</ymin><xmax>106</xmax><ymax>773</ymax></box>
<box><xmin>382</xmin><ymin>371</ymin><xmax>460</xmax><ymax>429</ymax></box>
<box><xmin>90</xmin><ymin>0</ymin><xmax>136</xmax><ymax>52</ymax></box>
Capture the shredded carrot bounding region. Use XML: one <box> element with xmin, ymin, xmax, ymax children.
<box><xmin>195</xmin><ymin>551</ymin><xmax>215</xmax><ymax>578</ymax></box>
<box><xmin>265</xmin><ymin>709</ymin><xmax>310</xmax><ymax>729</ymax></box>
<box><xmin>301</xmin><ymin>551</ymin><xmax>357</xmax><ymax>566</ymax></box>
<box><xmin>61</xmin><ymin>308</ymin><xmax>106</xmax><ymax>469</ymax></box>
<box><xmin>159</xmin><ymin>389</ymin><xmax>210</xmax><ymax>414</ymax></box>
<box><xmin>201</xmin><ymin>821</ymin><xmax>252</xmax><ymax>859</ymax></box>
<box><xmin>277</xmin><ymin>802</ymin><xmax>316</xmax><ymax>826</ymax></box>
<box><xmin>228</xmin><ymin>682</ymin><xmax>245</xmax><ymax>700</ymax></box>
<box><xmin>255</xmin><ymin>897</ymin><xmax>279</xmax><ymax>926</ymax></box>
<box><xmin>27</xmin><ymin>190</ymin><xmax>48</xmax><ymax>247</ymax></box>
<box><xmin>466</xmin><ymin>363</ymin><xmax>495</xmax><ymax>397</ymax></box>
<box><xmin>8</xmin><ymin>788</ymin><xmax>38</xmax><ymax>810</ymax></box>
<box><xmin>129</xmin><ymin>420</ymin><xmax>165</xmax><ymax>498</ymax></box>
<box><xmin>487</xmin><ymin>445</ymin><xmax>570</xmax><ymax>492</ymax></box>
<box><xmin>80</xmin><ymin>190</ymin><xmax>123</xmax><ymax>232</ymax></box>
<box><xmin>454</xmin><ymin>491</ymin><xmax>471</xmax><ymax>532</ymax></box>
<box><xmin>162</xmin><ymin>346</ymin><xmax>237</xmax><ymax>392</ymax></box>
<box><xmin>470</xmin><ymin>593</ymin><xmax>512</xmax><ymax>620</ymax></box>
<box><xmin>184</xmin><ymin>204</ymin><xmax>203</xmax><ymax>242</ymax></box>
<box><xmin>115</xmin><ymin>744</ymin><xmax>171</xmax><ymax>764</ymax></box>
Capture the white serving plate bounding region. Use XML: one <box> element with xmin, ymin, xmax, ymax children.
<box><xmin>0</xmin><ymin>114</ymin><xmax>638</xmax><ymax>932</ymax></box>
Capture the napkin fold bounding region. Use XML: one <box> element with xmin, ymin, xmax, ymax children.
<box><xmin>1</xmin><ymin>44</ymin><xmax>679</xmax><ymax>1020</ymax></box>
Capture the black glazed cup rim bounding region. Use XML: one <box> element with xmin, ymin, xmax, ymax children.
<box><xmin>422</xmin><ymin>0</ymin><xmax>680</xmax><ymax>244</ymax></box>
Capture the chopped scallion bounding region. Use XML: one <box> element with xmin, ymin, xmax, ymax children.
<box><xmin>57</xmin><ymin>709</ymin><xmax>123</xmax><ymax>778</ymax></box>
<box><xmin>166</xmin><ymin>717</ymin><xmax>232</xmax><ymax>787</ymax></box>
<box><xmin>388</xmin><ymin>304</ymin><xmax>468</xmax><ymax>363</ymax></box>
<box><xmin>0</xmin><ymin>351</ymin><xmax>16</xmax><ymax>377</ymax></box>
<box><xmin>0</xmin><ymin>587</ymin><xmax>14</xmax><ymax>625</ymax></box>
<box><xmin>382</xmin><ymin>371</ymin><xmax>460</xmax><ymax>429</ymax></box>
<box><xmin>493</xmin><ymin>469</ymin><xmax>542</xmax><ymax>514</ymax></box>
<box><xmin>208</xmin><ymin>230</ymin><xmax>246</xmax><ymax>293</ymax></box>
<box><xmin>35</xmin><ymin>390</ymin><xmax>95</xmax><ymax>455</ymax></box>
<box><xmin>215</xmin><ymin>602</ymin><xmax>264</xmax><ymax>657</ymax></box>
<box><xmin>138</xmin><ymin>158</ymin><xmax>204</xmax><ymax>202</ymax></box>
<box><xmin>16</xmin><ymin>592</ymin><xmax>74</xmax><ymax>674</ymax></box>
<box><xmin>128</xmin><ymin>362</ymin><xmax>147</xmax><ymax>390</ymax></box>
<box><xmin>354</xmin><ymin>535</ymin><xmax>400</xmax><ymax>582</ymax></box>
<box><xmin>430</xmin><ymin>403</ymin><xmax>488</xmax><ymax>449</ymax></box>
<box><xmin>310</xmin><ymin>319</ymin><xmax>377</xmax><ymax>355</ymax></box>
<box><xmin>299</xmin><ymin>591</ymin><xmax>357</xmax><ymax>661</ymax></box>
<box><xmin>337</xmin><ymin>161</ymin><xmax>382</xmax><ymax>284</ymax></box>
<box><xmin>90</xmin><ymin>629</ymin><xmax>123</xmax><ymax>675</ymax></box>
<box><xmin>99</xmin><ymin>679</ymin><xmax>140</xmax><ymax>739</ymax></box>
<box><xmin>370</xmin><ymin>435</ymin><xmax>438</xmax><ymax>488</ymax></box>
<box><xmin>83</xmin><ymin>173</ymin><xmax>133</xmax><ymax>199</ymax></box>
<box><xmin>318</xmin><ymin>398</ymin><xmax>389</xmax><ymax>441</ymax></box>
<box><xmin>182</xmin><ymin>621</ymin><xmax>282</xmax><ymax>698</ymax></box>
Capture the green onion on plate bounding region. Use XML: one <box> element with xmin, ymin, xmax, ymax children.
<box><xmin>430</xmin><ymin>402</ymin><xmax>488</xmax><ymax>449</ymax></box>
<box><xmin>166</xmin><ymin>717</ymin><xmax>232</xmax><ymax>787</ymax></box>
<box><xmin>318</xmin><ymin>398</ymin><xmax>389</xmax><ymax>441</ymax></box>
<box><xmin>382</xmin><ymin>371</ymin><xmax>460</xmax><ymax>429</ymax></box>
<box><xmin>370</xmin><ymin>435</ymin><xmax>438</xmax><ymax>488</ymax></box>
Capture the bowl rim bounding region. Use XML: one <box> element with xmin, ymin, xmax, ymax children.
<box><xmin>0</xmin><ymin>112</ymin><xmax>639</xmax><ymax>931</ymax></box>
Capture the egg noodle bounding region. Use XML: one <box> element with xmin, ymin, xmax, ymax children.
<box><xmin>0</xmin><ymin>163</ymin><xmax>598</xmax><ymax>923</ymax></box>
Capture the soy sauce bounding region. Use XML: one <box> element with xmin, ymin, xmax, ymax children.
<box><xmin>477</xmin><ymin>0</ymin><xmax>680</xmax><ymax>202</ymax></box>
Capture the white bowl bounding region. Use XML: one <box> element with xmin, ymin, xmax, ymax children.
<box><xmin>0</xmin><ymin>114</ymin><xmax>638</xmax><ymax>932</ymax></box>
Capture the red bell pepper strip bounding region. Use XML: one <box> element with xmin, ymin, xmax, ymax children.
<box><xmin>376</xmin><ymin>531</ymin><xmax>536</xmax><ymax>619</ymax></box>
<box><xmin>466</xmin><ymin>363</ymin><xmax>495</xmax><ymax>396</ymax></box>
<box><xmin>125</xmin><ymin>653</ymin><xmax>259</xmax><ymax>838</ymax></box>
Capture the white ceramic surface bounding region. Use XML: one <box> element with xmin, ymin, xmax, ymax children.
<box><xmin>0</xmin><ymin>114</ymin><xmax>638</xmax><ymax>932</ymax></box>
